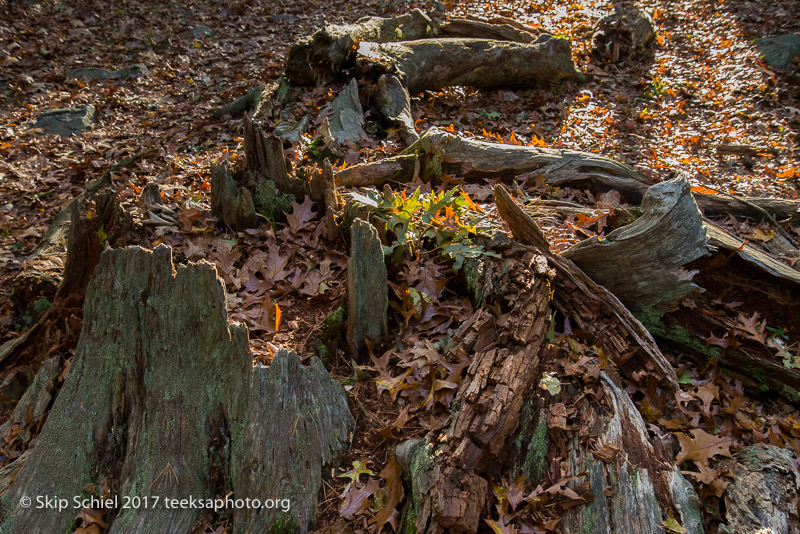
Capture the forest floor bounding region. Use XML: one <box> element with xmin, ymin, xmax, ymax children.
<box><xmin>1</xmin><ymin>0</ymin><xmax>799</xmax><ymax>533</ymax></box>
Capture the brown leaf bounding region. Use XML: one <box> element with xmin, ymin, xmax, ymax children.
<box><xmin>339</xmin><ymin>477</ymin><xmax>379</xmax><ymax>519</ymax></box>
<box><xmin>675</xmin><ymin>429</ymin><xmax>733</xmax><ymax>468</ymax></box>
<box><xmin>286</xmin><ymin>195</ymin><xmax>317</xmax><ymax>234</ymax></box>
<box><xmin>374</xmin><ymin>459</ymin><xmax>404</xmax><ymax>534</ymax></box>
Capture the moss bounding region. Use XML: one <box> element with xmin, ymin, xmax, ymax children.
<box><xmin>636</xmin><ymin>308</ymin><xmax>722</xmax><ymax>360</ymax></box>
<box><xmin>315</xmin><ymin>306</ymin><xmax>347</xmax><ymax>368</ymax></box>
<box><xmin>254</xmin><ymin>178</ymin><xmax>295</xmax><ymax>221</ymax></box>
<box><xmin>517</xmin><ymin>419</ymin><xmax>548</xmax><ymax>482</ymax></box>
<box><xmin>268</xmin><ymin>514</ymin><xmax>298</xmax><ymax>534</ymax></box>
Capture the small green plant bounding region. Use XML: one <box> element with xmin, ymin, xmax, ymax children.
<box><xmin>345</xmin><ymin>186</ymin><xmax>498</xmax><ymax>270</ymax></box>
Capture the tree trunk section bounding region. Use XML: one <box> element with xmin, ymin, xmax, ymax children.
<box><xmin>0</xmin><ymin>246</ymin><xmax>352</xmax><ymax>534</ymax></box>
<box><xmin>397</xmin><ymin>244</ymin><xmax>554</xmax><ymax>533</ymax></box>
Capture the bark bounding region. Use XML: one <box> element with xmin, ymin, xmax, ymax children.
<box><xmin>346</xmin><ymin>218</ymin><xmax>389</xmax><ymax>359</ymax></box>
<box><xmin>560</xmin><ymin>372</ymin><xmax>703</xmax><ymax>534</ymax></box>
<box><xmin>494</xmin><ymin>185</ymin><xmax>680</xmax><ymax>392</ymax></box>
<box><xmin>436</xmin><ymin>17</ymin><xmax>539</xmax><ymax>43</ymax></box>
<box><xmin>563</xmin><ymin>176</ymin><xmax>709</xmax><ymax>313</ymax></box>
<box><xmin>0</xmin><ymin>246</ymin><xmax>352</xmax><ymax>534</ymax></box>
<box><xmin>719</xmin><ymin>444</ymin><xmax>800</xmax><ymax>534</ymax></box>
<box><xmin>397</xmin><ymin>244</ymin><xmax>554</xmax><ymax>533</ymax></box>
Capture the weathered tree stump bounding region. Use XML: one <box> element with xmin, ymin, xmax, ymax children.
<box><xmin>346</xmin><ymin>219</ymin><xmax>388</xmax><ymax>359</ymax></box>
<box><xmin>1</xmin><ymin>191</ymin><xmax>131</xmax><ymax>374</ymax></box>
<box><xmin>397</xmin><ymin>244</ymin><xmax>554</xmax><ymax>533</ymax></box>
<box><xmin>563</xmin><ymin>176</ymin><xmax>708</xmax><ymax>313</ymax></box>
<box><xmin>0</xmin><ymin>246</ymin><xmax>352</xmax><ymax>534</ymax></box>
<box><xmin>592</xmin><ymin>4</ymin><xmax>655</xmax><ymax>61</ymax></box>
<box><xmin>494</xmin><ymin>185</ymin><xmax>680</xmax><ymax>392</ymax></box>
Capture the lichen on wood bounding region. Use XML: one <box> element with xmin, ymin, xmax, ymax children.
<box><xmin>0</xmin><ymin>246</ymin><xmax>352</xmax><ymax>534</ymax></box>
<box><xmin>346</xmin><ymin>218</ymin><xmax>388</xmax><ymax>359</ymax></box>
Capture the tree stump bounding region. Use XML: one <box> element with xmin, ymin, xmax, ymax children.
<box><xmin>0</xmin><ymin>246</ymin><xmax>352</xmax><ymax>534</ymax></box>
<box><xmin>346</xmin><ymin>219</ymin><xmax>388</xmax><ymax>359</ymax></box>
<box><xmin>591</xmin><ymin>4</ymin><xmax>655</xmax><ymax>61</ymax></box>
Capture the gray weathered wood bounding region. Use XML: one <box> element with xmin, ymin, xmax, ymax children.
<box><xmin>560</xmin><ymin>372</ymin><xmax>703</xmax><ymax>534</ymax></box>
<box><xmin>346</xmin><ymin>219</ymin><xmax>388</xmax><ymax>358</ymax></box>
<box><xmin>592</xmin><ymin>4</ymin><xmax>655</xmax><ymax>60</ymax></box>
<box><xmin>720</xmin><ymin>444</ymin><xmax>800</xmax><ymax>534</ymax></box>
<box><xmin>210</xmin><ymin>161</ymin><xmax>258</xmax><ymax>230</ymax></box>
<box><xmin>563</xmin><ymin>177</ymin><xmax>709</xmax><ymax>312</ymax></box>
<box><xmin>357</xmin><ymin>35</ymin><xmax>583</xmax><ymax>95</ymax></box>
<box><xmin>0</xmin><ymin>246</ymin><xmax>352</xmax><ymax>534</ymax></box>
<box><xmin>494</xmin><ymin>185</ymin><xmax>680</xmax><ymax>392</ymax></box>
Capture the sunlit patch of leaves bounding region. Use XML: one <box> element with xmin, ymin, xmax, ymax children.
<box><xmin>345</xmin><ymin>186</ymin><xmax>498</xmax><ymax>270</ymax></box>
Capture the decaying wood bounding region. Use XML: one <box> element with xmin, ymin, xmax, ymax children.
<box><xmin>336</xmin><ymin>129</ymin><xmax>652</xmax><ymax>200</ymax></box>
<box><xmin>9</xmin><ymin>150</ymin><xmax>152</xmax><ymax>314</ymax></box>
<box><xmin>560</xmin><ymin>372</ymin><xmax>703</xmax><ymax>534</ymax></box>
<box><xmin>563</xmin><ymin>176</ymin><xmax>709</xmax><ymax>312</ymax></box>
<box><xmin>0</xmin><ymin>192</ymin><xmax>130</xmax><ymax>373</ymax></box>
<box><xmin>0</xmin><ymin>246</ymin><xmax>352</xmax><ymax>534</ymax></box>
<box><xmin>641</xmin><ymin>220</ymin><xmax>800</xmax><ymax>405</ymax></box>
<box><xmin>436</xmin><ymin>17</ymin><xmax>538</xmax><ymax>43</ymax></box>
<box><xmin>494</xmin><ymin>185</ymin><xmax>680</xmax><ymax>392</ymax></box>
<box><xmin>336</xmin><ymin>131</ymin><xmax>800</xmax><ymax>223</ymax></box>
<box><xmin>376</xmin><ymin>73</ymin><xmax>419</xmax><ymax>145</ymax></box>
<box><xmin>346</xmin><ymin>219</ymin><xmax>388</xmax><ymax>359</ymax></box>
<box><xmin>210</xmin><ymin>162</ymin><xmax>258</xmax><ymax>231</ymax></box>
<box><xmin>356</xmin><ymin>35</ymin><xmax>583</xmax><ymax>95</ymax></box>
<box><xmin>719</xmin><ymin>444</ymin><xmax>800</xmax><ymax>534</ymax></box>
<box><xmin>285</xmin><ymin>9</ymin><xmax>437</xmax><ymax>86</ymax></box>
<box><xmin>591</xmin><ymin>4</ymin><xmax>655</xmax><ymax>60</ymax></box>
<box><xmin>397</xmin><ymin>245</ymin><xmax>554</xmax><ymax>533</ymax></box>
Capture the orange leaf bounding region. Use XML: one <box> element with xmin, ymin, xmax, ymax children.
<box><xmin>691</xmin><ymin>186</ymin><xmax>718</xmax><ymax>195</ymax></box>
<box><xmin>274</xmin><ymin>302</ymin><xmax>282</xmax><ymax>331</ymax></box>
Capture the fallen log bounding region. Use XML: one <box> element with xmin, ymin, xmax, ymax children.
<box><xmin>355</xmin><ymin>35</ymin><xmax>583</xmax><ymax>95</ymax></box>
<box><xmin>0</xmin><ymin>246</ymin><xmax>352</xmax><ymax>533</ymax></box>
<box><xmin>336</xmin><ymin>130</ymin><xmax>800</xmax><ymax>221</ymax></box>
<box><xmin>494</xmin><ymin>185</ymin><xmax>680</xmax><ymax>392</ymax></box>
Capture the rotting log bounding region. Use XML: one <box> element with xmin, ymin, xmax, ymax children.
<box><xmin>494</xmin><ymin>185</ymin><xmax>680</xmax><ymax>393</ymax></box>
<box><xmin>9</xmin><ymin>150</ymin><xmax>152</xmax><ymax>315</ymax></box>
<box><xmin>346</xmin><ymin>218</ymin><xmax>388</xmax><ymax>359</ymax></box>
<box><xmin>559</xmin><ymin>372</ymin><xmax>703</xmax><ymax>534</ymax></box>
<box><xmin>563</xmin><ymin>176</ymin><xmax>708</xmax><ymax>313</ymax></box>
<box><xmin>641</xmin><ymin>220</ymin><xmax>800</xmax><ymax>406</ymax></box>
<box><xmin>395</xmin><ymin>241</ymin><xmax>698</xmax><ymax>533</ymax></box>
<box><xmin>0</xmin><ymin>246</ymin><xmax>352</xmax><ymax>534</ymax></box>
<box><xmin>336</xmin><ymin>128</ymin><xmax>651</xmax><ymax>200</ymax></box>
<box><xmin>285</xmin><ymin>9</ymin><xmax>437</xmax><ymax>86</ymax></box>
<box><xmin>355</xmin><ymin>35</ymin><xmax>583</xmax><ymax>95</ymax></box>
<box><xmin>719</xmin><ymin>444</ymin><xmax>800</xmax><ymax>534</ymax></box>
<box><xmin>397</xmin><ymin>244</ymin><xmax>554</xmax><ymax>533</ymax></box>
<box><xmin>336</xmin><ymin>130</ymin><xmax>800</xmax><ymax>221</ymax></box>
